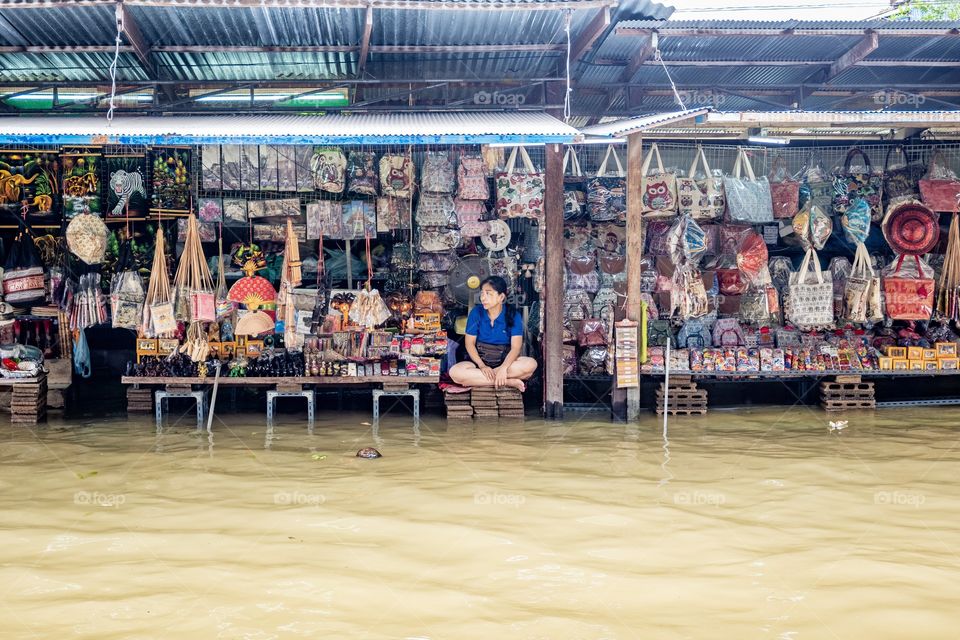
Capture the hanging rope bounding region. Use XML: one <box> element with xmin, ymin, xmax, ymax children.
<box><xmin>563</xmin><ymin>10</ymin><xmax>573</xmax><ymax>122</ymax></box>
<box><xmin>654</xmin><ymin>44</ymin><xmax>687</xmax><ymax>112</ymax></box>
<box><xmin>107</xmin><ymin>8</ymin><xmax>123</xmax><ymax>125</ymax></box>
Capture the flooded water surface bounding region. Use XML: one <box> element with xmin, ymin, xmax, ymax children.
<box><xmin>1</xmin><ymin>406</ymin><xmax>959</xmax><ymax>639</ymax></box>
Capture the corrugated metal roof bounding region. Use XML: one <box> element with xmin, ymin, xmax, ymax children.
<box><xmin>0</xmin><ymin>5</ymin><xmax>117</xmax><ymax>47</ymax></box>
<box><xmin>0</xmin><ymin>52</ymin><xmax>148</xmax><ymax>83</ymax></box>
<box><xmin>155</xmin><ymin>51</ymin><xmax>355</xmax><ymax>81</ymax></box>
<box><xmin>0</xmin><ymin>111</ymin><xmax>581</xmax><ymax>145</ymax></box>
<box><xmin>617</xmin><ymin>19</ymin><xmax>960</xmax><ymax>31</ymax></box>
<box><xmin>580</xmin><ymin>107</ymin><xmax>711</xmax><ymax>137</ymax></box>
<box><xmin>133</xmin><ymin>6</ymin><xmax>364</xmax><ymax>47</ymax></box>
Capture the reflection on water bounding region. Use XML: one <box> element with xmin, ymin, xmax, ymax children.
<box><xmin>2</xmin><ymin>406</ymin><xmax>960</xmax><ymax>639</ymax></box>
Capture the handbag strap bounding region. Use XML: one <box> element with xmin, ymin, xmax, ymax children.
<box><xmin>563</xmin><ymin>147</ymin><xmax>583</xmax><ymax>177</ymax></box>
<box><xmin>739</xmin><ymin>148</ymin><xmax>758</xmax><ymax>181</ymax></box>
<box><xmin>515</xmin><ymin>146</ymin><xmax>537</xmax><ymax>174</ymax></box>
<box><xmin>768</xmin><ymin>154</ymin><xmax>789</xmax><ymax>182</ymax></box>
<box><xmin>799</xmin><ymin>248</ymin><xmax>825</xmax><ymax>285</ymax></box>
<box><xmin>598</xmin><ymin>144</ymin><xmax>626</xmax><ymax>177</ymax></box>
<box><xmin>641</xmin><ymin>142</ymin><xmax>666</xmax><ymax>176</ymax></box>
<box><xmin>884</xmin><ymin>145</ymin><xmax>908</xmax><ymax>172</ymax></box>
<box><xmin>926</xmin><ymin>147</ymin><xmax>948</xmax><ymax>177</ymax></box>
<box><xmin>688</xmin><ymin>145</ymin><xmax>713</xmax><ymax>179</ymax></box>
<box><xmin>843</xmin><ymin>147</ymin><xmax>873</xmax><ymax>175</ymax></box>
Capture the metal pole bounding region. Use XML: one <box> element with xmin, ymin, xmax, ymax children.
<box><xmin>205</xmin><ymin>361</ymin><xmax>222</xmax><ymax>433</ymax></box>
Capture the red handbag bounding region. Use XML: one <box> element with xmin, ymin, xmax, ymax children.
<box><xmin>919</xmin><ymin>149</ymin><xmax>960</xmax><ymax>213</ymax></box>
<box><xmin>883</xmin><ymin>255</ymin><xmax>935</xmax><ymax>321</ymax></box>
<box><xmin>768</xmin><ymin>155</ymin><xmax>800</xmax><ymax>219</ymax></box>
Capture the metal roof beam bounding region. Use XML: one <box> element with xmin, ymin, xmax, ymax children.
<box><xmin>591</xmin><ymin>57</ymin><xmax>960</xmax><ymax>68</ymax></box>
<box><xmin>0</xmin><ymin>45</ymin><xmax>135</xmax><ymax>53</ymax></box>
<box><xmin>148</xmin><ymin>44</ymin><xmax>565</xmax><ymax>53</ymax></box>
<box><xmin>357</xmin><ymin>4</ymin><xmax>373</xmax><ymax>75</ymax></box>
<box><xmin>570</xmin><ymin>6</ymin><xmax>610</xmax><ymax>62</ymax></box>
<box><xmin>828</xmin><ymin>32</ymin><xmax>879</xmax><ymax>80</ymax></box>
<box><xmin>0</xmin><ymin>0</ymin><xmax>616</xmax><ymax>9</ymax></box>
<box><xmin>616</xmin><ymin>26</ymin><xmax>960</xmax><ymax>37</ymax></box>
<box><xmin>0</xmin><ymin>77</ymin><xmax>567</xmax><ymax>87</ymax></box>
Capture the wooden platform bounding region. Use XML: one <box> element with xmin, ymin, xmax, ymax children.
<box><xmin>443</xmin><ymin>387</ymin><xmax>525</xmax><ymax>420</ymax></box>
<box><xmin>656</xmin><ymin>376</ymin><xmax>708</xmax><ymax>416</ymax></box>
<box><xmin>820</xmin><ymin>376</ymin><xmax>876</xmax><ymax>412</ymax></box>
<box><xmin>4</xmin><ymin>374</ymin><xmax>48</xmax><ymax>425</ymax></box>
<box><xmin>121</xmin><ymin>375</ymin><xmax>440</xmax><ymax>415</ymax></box>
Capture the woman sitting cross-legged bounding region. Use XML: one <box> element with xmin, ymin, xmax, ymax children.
<box><xmin>448</xmin><ymin>276</ymin><xmax>538</xmax><ymax>392</ymax></box>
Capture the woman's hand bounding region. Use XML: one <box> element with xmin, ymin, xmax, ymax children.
<box><xmin>480</xmin><ymin>365</ymin><xmax>496</xmax><ymax>383</ymax></box>
<box><xmin>494</xmin><ymin>366</ymin><xmax>509</xmax><ymax>389</ymax></box>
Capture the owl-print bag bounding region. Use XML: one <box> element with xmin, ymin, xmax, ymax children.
<box><xmin>676</xmin><ymin>144</ymin><xmax>724</xmax><ymax>221</ymax></box>
<box><xmin>640</xmin><ymin>142</ymin><xmax>678</xmax><ymax>218</ymax></box>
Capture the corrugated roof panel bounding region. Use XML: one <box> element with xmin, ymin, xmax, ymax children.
<box><xmin>581</xmin><ymin>107</ymin><xmax>710</xmax><ymax>136</ymax></box>
<box><xmin>617</xmin><ymin>19</ymin><xmax>960</xmax><ymax>31</ymax></box>
<box><xmin>375</xmin><ymin>7</ymin><xmax>588</xmax><ymax>46</ymax></box>
<box><xmin>155</xmin><ymin>51</ymin><xmax>355</xmax><ymax>82</ymax></box>
<box><xmin>0</xmin><ymin>52</ymin><xmax>147</xmax><ymax>83</ymax></box>
<box><xmin>829</xmin><ymin>66</ymin><xmax>960</xmax><ymax>86</ymax></box>
<box><xmin>0</xmin><ymin>5</ymin><xmax>117</xmax><ymax>47</ymax></box>
<box><xmin>366</xmin><ymin>51</ymin><xmax>559</xmax><ymax>81</ymax></box>
<box><xmin>0</xmin><ymin>112</ymin><xmax>581</xmax><ymax>145</ymax></box>
<box><xmin>577</xmin><ymin>63</ymin><xmax>627</xmax><ymax>87</ymax></box>
<box><xmin>131</xmin><ymin>6</ymin><xmax>364</xmax><ymax>47</ymax></box>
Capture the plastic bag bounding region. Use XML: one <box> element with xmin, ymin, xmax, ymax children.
<box><xmin>841</xmin><ymin>198</ymin><xmax>871</xmax><ymax>246</ymax></box>
<box><xmin>736</xmin><ymin>231</ymin><xmax>768</xmax><ymax>286</ymax></box>
<box><xmin>793</xmin><ymin>203</ymin><xmax>833</xmax><ymax>251</ymax></box>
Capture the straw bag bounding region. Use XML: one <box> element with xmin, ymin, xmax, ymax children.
<box><xmin>788</xmin><ymin>248</ymin><xmax>834</xmax><ymax>330</ymax></box>
<box><xmin>768</xmin><ymin>155</ymin><xmax>800</xmax><ymax>219</ymax></box>
<box><xmin>587</xmin><ymin>144</ymin><xmax>627</xmax><ymax>222</ymax></box>
<box><xmin>495</xmin><ymin>146</ymin><xmax>544</xmax><ymax>220</ymax></box>
<box><xmin>456</xmin><ymin>153</ymin><xmax>489</xmax><ymax>200</ymax></box>
<box><xmin>640</xmin><ymin>142</ymin><xmax>677</xmax><ymax>218</ymax></box>
<box><xmin>832</xmin><ymin>147</ymin><xmax>883</xmax><ymax>222</ymax></box>
<box><xmin>379</xmin><ymin>153</ymin><xmax>414</xmax><ymax>198</ymax></box>
<box><xmin>919</xmin><ymin>148</ymin><xmax>960</xmax><ymax>213</ymax></box>
<box><xmin>422</xmin><ymin>152</ymin><xmax>456</xmax><ymax>194</ymax></box>
<box><xmin>677</xmin><ymin>145</ymin><xmax>724</xmax><ymax>220</ymax></box>
<box><xmin>142</xmin><ymin>230</ymin><xmax>176</xmax><ymax>337</ymax></box>
<box><xmin>724</xmin><ymin>147</ymin><xmax>774</xmax><ymax>224</ymax></box>
<box><xmin>66</xmin><ymin>212</ymin><xmax>108</xmax><ymax>265</ymax></box>
<box><xmin>883</xmin><ymin>254</ymin><xmax>934</xmax><ymax>321</ymax></box>
<box><xmin>173</xmin><ymin>215</ymin><xmax>216</xmax><ymax>324</ymax></box>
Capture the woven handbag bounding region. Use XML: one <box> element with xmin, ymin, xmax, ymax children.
<box><xmin>883</xmin><ymin>145</ymin><xmax>924</xmax><ymax>206</ymax></box>
<box><xmin>677</xmin><ymin>145</ymin><xmax>724</xmax><ymax>221</ymax></box>
<box><xmin>788</xmin><ymin>248</ymin><xmax>834</xmax><ymax>330</ymax></box>
<box><xmin>66</xmin><ymin>212</ymin><xmax>109</xmax><ymax>265</ymax></box>
<box><xmin>587</xmin><ymin>144</ymin><xmax>627</xmax><ymax>222</ymax></box>
<box><xmin>832</xmin><ymin>147</ymin><xmax>883</xmax><ymax>222</ymax></box>
<box><xmin>640</xmin><ymin>142</ymin><xmax>678</xmax><ymax>218</ymax></box>
<box><xmin>495</xmin><ymin>146</ymin><xmax>544</xmax><ymax>220</ymax></box>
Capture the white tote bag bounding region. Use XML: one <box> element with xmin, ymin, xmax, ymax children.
<box><xmin>788</xmin><ymin>248</ymin><xmax>834</xmax><ymax>330</ymax></box>
<box><xmin>723</xmin><ymin>147</ymin><xmax>774</xmax><ymax>224</ymax></box>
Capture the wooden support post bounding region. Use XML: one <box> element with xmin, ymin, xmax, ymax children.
<box><xmin>543</xmin><ymin>143</ymin><xmax>564</xmax><ymax>420</ymax></box>
<box><xmin>624</xmin><ymin>134</ymin><xmax>645</xmax><ymax>420</ymax></box>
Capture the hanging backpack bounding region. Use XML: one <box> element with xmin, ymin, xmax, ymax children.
<box><xmin>456</xmin><ymin>153</ymin><xmax>489</xmax><ymax>200</ymax></box>
<box><xmin>379</xmin><ymin>153</ymin><xmax>415</xmax><ymax>198</ymax></box>
<box><xmin>422</xmin><ymin>151</ymin><xmax>456</xmax><ymax>194</ymax></box>
<box><xmin>587</xmin><ymin>144</ymin><xmax>627</xmax><ymax>222</ymax></box>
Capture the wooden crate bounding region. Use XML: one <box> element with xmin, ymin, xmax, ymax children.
<box><xmin>820</xmin><ymin>380</ymin><xmax>875</xmax><ymax>411</ymax></box>
<box><xmin>127</xmin><ymin>387</ymin><xmax>154</xmax><ymax>414</ymax></box>
<box><xmin>655</xmin><ymin>380</ymin><xmax>707</xmax><ymax>415</ymax></box>
<box><xmin>822</xmin><ymin>398</ymin><xmax>876</xmax><ymax>412</ymax></box>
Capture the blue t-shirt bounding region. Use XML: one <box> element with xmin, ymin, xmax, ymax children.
<box><xmin>465</xmin><ymin>306</ymin><xmax>523</xmax><ymax>345</ymax></box>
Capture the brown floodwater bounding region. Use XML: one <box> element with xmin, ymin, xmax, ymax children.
<box><xmin>1</xmin><ymin>405</ymin><xmax>959</xmax><ymax>639</ymax></box>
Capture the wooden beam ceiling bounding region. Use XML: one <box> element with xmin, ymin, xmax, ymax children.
<box><xmin>570</xmin><ymin>6</ymin><xmax>610</xmax><ymax>62</ymax></box>
<box><xmin>828</xmin><ymin>32</ymin><xmax>879</xmax><ymax>80</ymax></box>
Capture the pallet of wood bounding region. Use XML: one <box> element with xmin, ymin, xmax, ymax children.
<box><xmin>10</xmin><ymin>374</ymin><xmax>47</xmax><ymax>425</ymax></box>
<box><xmin>820</xmin><ymin>378</ymin><xmax>875</xmax><ymax>411</ymax></box>
<box><xmin>127</xmin><ymin>386</ymin><xmax>154</xmax><ymax>414</ymax></box>
<box><xmin>442</xmin><ymin>386</ymin><xmax>526</xmax><ymax>420</ymax></box>
<box><xmin>443</xmin><ymin>388</ymin><xmax>474</xmax><ymax>420</ymax></box>
<box><xmin>655</xmin><ymin>378</ymin><xmax>708</xmax><ymax>416</ymax></box>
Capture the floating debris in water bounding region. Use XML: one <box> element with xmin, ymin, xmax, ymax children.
<box><xmin>828</xmin><ymin>421</ymin><xmax>848</xmax><ymax>432</ymax></box>
<box><xmin>311</xmin><ymin>453</ymin><xmax>327</xmax><ymax>461</ymax></box>
<box><xmin>356</xmin><ymin>447</ymin><xmax>382</xmax><ymax>459</ymax></box>
<box><xmin>75</xmin><ymin>471</ymin><xmax>98</xmax><ymax>480</ymax></box>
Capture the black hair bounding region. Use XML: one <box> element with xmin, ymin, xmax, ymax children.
<box><xmin>480</xmin><ymin>275</ymin><xmax>515</xmax><ymax>330</ymax></box>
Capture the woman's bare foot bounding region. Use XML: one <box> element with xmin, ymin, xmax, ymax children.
<box><xmin>506</xmin><ymin>378</ymin><xmax>526</xmax><ymax>392</ymax></box>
